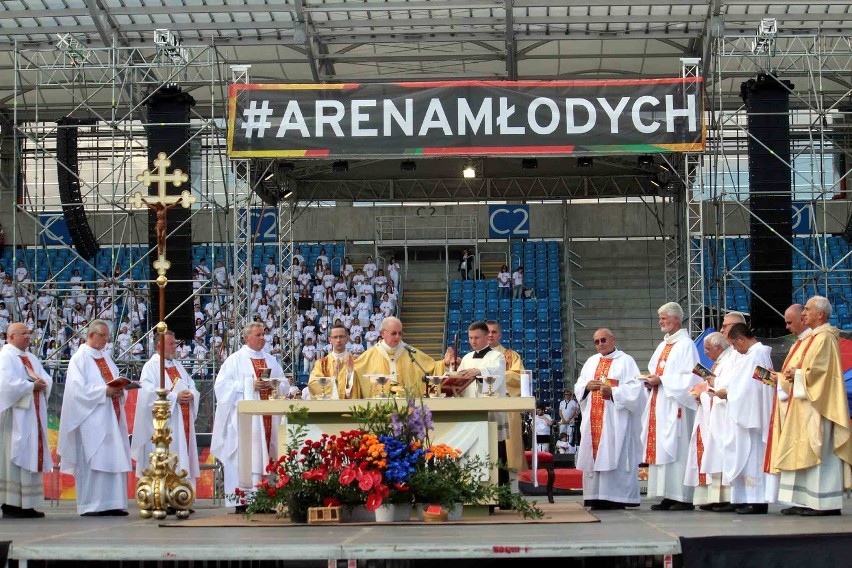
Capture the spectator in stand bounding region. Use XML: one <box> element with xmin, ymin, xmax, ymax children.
<box><xmin>302</xmin><ymin>337</ymin><xmax>317</xmax><ymax>373</ymax></box>
<box><xmin>250</xmin><ymin>267</ymin><xmax>263</xmax><ymax>287</ymax></box>
<box><xmin>387</xmin><ymin>256</ymin><xmax>401</xmax><ymax>290</ymax></box>
<box><xmin>14</xmin><ymin>261</ymin><xmax>29</xmax><ymax>283</ymax></box>
<box><xmin>292</xmin><ymin>247</ymin><xmax>304</xmax><ymax>265</ymax></box>
<box><xmin>297</xmin><ymin>289</ymin><xmax>312</xmax><ymax>314</ymax></box>
<box><xmin>370</xmin><ymin>306</ymin><xmax>384</xmax><ymax>330</ymax></box>
<box><xmin>333</xmin><ymin>276</ymin><xmax>348</xmax><ymax>302</ymax></box>
<box><xmin>264</xmin><ymin>257</ymin><xmax>277</xmax><ymax>280</ymax></box>
<box><xmin>512</xmin><ymin>266</ymin><xmax>525</xmax><ymax>299</ymax></box>
<box><xmin>341</xmin><ymin>256</ymin><xmax>354</xmax><ymax>282</ymax></box>
<box><xmin>497</xmin><ymin>264</ymin><xmax>511</xmax><ymax>299</ymax></box>
<box><xmin>317</xmin><ymin>248</ymin><xmax>329</xmax><ymax>269</ymax></box>
<box><xmin>364</xmin><ymin>324</ymin><xmax>379</xmax><ymax>348</ymax></box>
<box><xmin>346</xmin><ymin>288</ymin><xmax>359</xmax><ymax>311</ymax></box>
<box><xmin>362</xmin><ymin>256</ymin><xmax>377</xmax><ymax>280</ymax></box>
<box><xmin>341</xmin><ymin>306</ymin><xmax>354</xmax><ymax>330</ymax></box>
<box><xmin>312</xmin><ymin>259</ymin><xmax>324</xmax><ymax>280</ymax></box>
<box><xmin>351</xmin><ymin>268</ymin><xmax>366</xmax><ymax>288</ymax></box>
<box><xmin>373</xmin><ymin>269</ymin><xmax>388</xmax><ymax>296</ymax></box>
<box><xmin>379</xmin><ymin>294</ymin><xmax>394</xmax><ymax>317</ymax></box>
<box><xmin>332</xmin><ymin>299</ymin><xmax>344</xmax><ymax>320</ymax></box>
<box><xmin>534</xmin><ymin>403</ymin><xmax>553</xmax><ymax>452</ymax></box>
<box><xmin>459</xmin><ymin>249</ymin><xmax>474</xmax><ymax>280</ymax></box>
<box><xmin>356</xmin><ymin>296</ymin><xmax>372</xmax><ymax>328</ymax></box>
<box><xmin>297</xmin><ymin>266</ymin><xmax>311</xmax><ymax>290</ymax></box>
<box><xmin>195</xmin><ymin>258</ymin><xmax>211</xmax><ymax>277</ymax></box>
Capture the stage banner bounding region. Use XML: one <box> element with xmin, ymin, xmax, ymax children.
<box><xmin>227</xmin><ymin>79</ymin><xmax>705</xmax><ymax>158</ymax></box>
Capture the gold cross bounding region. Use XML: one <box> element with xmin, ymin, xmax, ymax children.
<box><xmin>130</xmin><ymin>152</ymin><xmax>196</xmax><ymax>210</ymax></box>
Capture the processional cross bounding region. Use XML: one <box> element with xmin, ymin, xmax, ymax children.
<box><xmin>128</xmin><ymin>151</ymin><xmax>196</xmax><ymax>520</ymax></box>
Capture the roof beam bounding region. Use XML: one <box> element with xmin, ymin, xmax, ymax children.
<box><xmin>505</xmin><ymin>0</ymin><xmax>517</xmax><ymax>80</ymax></box>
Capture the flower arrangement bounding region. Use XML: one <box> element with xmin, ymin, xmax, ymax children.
<box><xmin>231</xmin><ymin>400</ymin><xmax>543</xmax><ymax>521</ymax></box>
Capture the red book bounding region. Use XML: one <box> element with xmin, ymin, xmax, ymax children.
<box><xmin>107</xmin><ymin>377</ymin><xmax>142</xmax><ymax>390</ymax></box>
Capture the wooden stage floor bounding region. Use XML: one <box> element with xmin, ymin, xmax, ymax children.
<box><xmin>1</xmin><ymin>496</ymin><xmax>850</xmax><ymax>565</ymax></box>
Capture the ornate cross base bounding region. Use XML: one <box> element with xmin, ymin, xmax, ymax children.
<box><xmin>135</xmin><ymin>388</ymin><xmax>195</xmax><ymax>519</ymax></box>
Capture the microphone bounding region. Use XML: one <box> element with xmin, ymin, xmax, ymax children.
<box><xmin>403</xmin><ymin>345</ymin><xmax>417</xmax><ymax>355</ymax></box>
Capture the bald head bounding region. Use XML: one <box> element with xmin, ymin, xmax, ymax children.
<box><xmin>7</xmin><ymin>323</ymin><xmax>31</xmax><ymax>351</ymax></box>
<box><xmin>784</xmin><ymin>304</ymin><xmax>806</xmax><ymax>336</ymax></box>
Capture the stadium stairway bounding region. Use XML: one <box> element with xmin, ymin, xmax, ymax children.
<box><xmin>399</xmin><ymin>259</ymin><xmax>451</xmax><ymax>358</ymax></box>
<box><xmin>569</xmin><ymin>240</ymin><xmax>666</xmax><ymax>369</ymax></box>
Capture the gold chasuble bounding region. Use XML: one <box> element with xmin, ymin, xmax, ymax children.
<box><xmin>343</xmin><ymin>341</ymin><xmax>445</xmax><ymax>398</ymax></box>
<box><xmin>250</xmin><ymin>357</ymin><xmax>272</xmax><ymax>453</ymax></box>
<box><xmin>770</xmin><ymin>325</ymin><xmax>852</xmax><ymax>474</ymax></box>
<box><xmin>20</xmin><ymin>355</ymin><xmax>45</xmax><ymax>472</ymax></box>
<box><xmin>309</xmin><ymin>353</ymin><xmax>361</xmax><ymax>399</ymax></box>
<box><xmin>166</xmin><ymin>365</ymin><xmax>192</xmax><ymax>454</ymax></box>
<box><xmin>590</xmin><ymin>357</ymin><xmax>614</xmax><ymax>461</ymax></box>
<box><xmin>763</xmin><ymin>337</ymin><xmax>804</xmax><ymax>473</ymax></box>
<box><xmin>644</xmin><ymin>343</ymin><xmax>674</xmax><ymax>465</ymax></box>
<box><xmin>496</xmin><ymin>344</ymin><xmax>526</xmax><ymax>471</ymax></box>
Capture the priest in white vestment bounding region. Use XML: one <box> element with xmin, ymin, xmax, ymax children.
<box><xmin>306</xmin><ymin>324</ymin><xmax>358</xmax><ymax>399</ymax></box>
<box><xmin>131</xmin><ymin>331</ymin><xmax>200</xmax><ymax>491</ymax></box>
<box><xmin>685</xmin><ymin>331</ymin><xmax>733</xmax><ymax>511</ymax></box>
<box><xmin>641</xmin><ymin>302</ymin><xmax>700</xmax><ymax>510</ymax></box>
<box><xmin>58</xmin><ymin>319</ymin><xmax>132</xmax><ymax>516</ymax></box>
<box><xmin>574</xmin><ymin>328</ymin><xmax>643</xmax><ymax>510</ymax></box>
<box><xmin>0</xmin><ymin>323</ymin><xmax>52</xmax><ymax>518</ymax></box>
<box><xmin>717</xmin><ymin>323</ymin><xmax>774</xmax><ymax>514</ymax></box>
<box><xmin>211</xmin><ymin>322</ymin><xmax>286</xmax><ymax>511</ymax></box>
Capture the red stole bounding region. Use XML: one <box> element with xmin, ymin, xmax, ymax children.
<box><xmin>250</xmin><ymin>357</ymin><xmax>272</xmax><ymax>453</ymax></box>
<box><xmin>695</xmin><ymin>360</ymin><xmax>720</xmax><ymax>485</ymax></box>
<box><xmin>94</xmin><ymin>356</ymin><xmax>122</xmax><ymax>423</ymax></box>
<box><xmin>19</xmin><ymin>355</ymin><xmax>45</xmax><ymax>473</ymax></box>
<box><xmin>166</xmin><ymin>365</ymin><xmax>191</xmax><ymax>455</ymax></box>
<box><xmin>644</xmin><ymin>342</ymin><xmax>675</xmax><ymax>465</ymax></box>
<box><xmin>590</xmin><ymin>357</ymin><xmax>614</xmax><ymax>461</ymax></box>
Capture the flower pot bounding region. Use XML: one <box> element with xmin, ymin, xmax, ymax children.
<box><xmin>373</xmin><ymin>504</ymin><xmax>397</xmax><ymax>523</ymax></box>
<box><xmin>287</xmin><ymin>496</ymin><xmax>309</xmax><ymax>524</ymax></box>
<box><xmin>393</xmin><ymin>503</ymin><xmax>414</xmax><ymax>522</ymax></box>
<box><xmin>447</xmin><ymin>503</ymin><xmax>463</xmax><ymax>521</ymax></box>
<box><xmin>344</xmin><ymin>504</ymin><xmax>374</xmax><ymax>523</ymax></box>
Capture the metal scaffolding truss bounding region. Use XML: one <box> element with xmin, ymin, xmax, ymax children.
<box><xmin>294</xmin><ymin>174</ymin><xmax>653</xmax><ymax>202</ymax></box>
<box><xmin>706</xmin><ymin>31</ymin><xmax>852</xmax><ymax>323</ymax></box>
<box><xmin>11</xmin><ymin>40</ymin><xmax>232</xmax><ymax>383</ymax></box>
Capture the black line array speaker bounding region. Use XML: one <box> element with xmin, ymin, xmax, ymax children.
<box><xmin>56</xmin><ymin>117</ymin><xmax>100</xmax><ymax>260</ymax></box>
<box><xmin>145</xmin><ymin>85</ymin><xmax>196</xmax><ymax>341</ymax></box>
<box><xmin>741</xmin><ymin>74</ymin><xmax>794</xmax><ymax>337</ymax></box>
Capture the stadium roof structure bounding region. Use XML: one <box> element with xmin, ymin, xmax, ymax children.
<box><xmin>0</xmin><ymin>1</ymin><xmax>850</xmax><ymax>112</ymax></box>
<box><xmin>1</xmin><ymin>1</ymin><xmax>850</xmax><ymax>201</ymax></box>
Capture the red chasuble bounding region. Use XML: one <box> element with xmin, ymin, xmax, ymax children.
<box><xmin>644</xmin><ymin>343</ymin><xmax>674</xmax><ymax>465</ymax></box>
<box><xmin>590</xmin><ymin>357</ymin><xmax>614</xmax><ymax>461</ymax></box>
<box><xmin>250</xmin><ymin>358</ymin><xmax>272</xmax><ymax>453</ymax></box>
<box><xmin>166</xmin><ymin>365</ymin><xmax>192</xmax><ymax>454</ymax></box>
<box><xmin>94</xmin><ymin>356</ymin><xmax>122</xmax><ymax>423</ymax></box>
<box><xmin>19</xmin><ymin>355</ymin><xmax>45</xmax><ymax>472</ymax></box>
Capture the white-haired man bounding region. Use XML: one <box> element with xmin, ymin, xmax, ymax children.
<box><xmin>131</xmin><ymin>331</ymin><xmax>200</xmax><ymax>496</ymax></box>
<box><xmin>59</xmin><ymin>319</ymin><xmax>132</xmax><ymax>516</ymax></box>
<box><xmin>575</xmin><ymin>328</ymin><xmax>643</xmax><ymax>510</ymax></box>
<box><xmin>641</xmin><ymin>302</ymin><xmax>700</xmax><ymax>511</ymax></box>
<box><xmin>343</xmin><ymin>316</ymin><xmax>450</xmax><ymax>398</ymax></box>
<box><xmin>770</xmin><ymin>296</ymin><xmax>852</xmax><ymax>516</ymax></box>
<box><xmin>685</xmin><ymin>331</ymin><xmax>730</xmax><ymax>511</ymax></box>
<box><xmin>211</xmin><ymin>322</ymin><xmax>286</xmax><ymax>512</ymax></box>
<box><xmin>0</xmin><ymin>323</ymin><xmax>52</xmax><ymax>518</ymax></box>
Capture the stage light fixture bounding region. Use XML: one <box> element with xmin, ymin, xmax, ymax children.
<box><xmin>578</xmin><ymin>157</ymin><xmax>593</xmax><ymax>168</ymax></box>
<box><xmin>401</xmin><ymin>160</ymin><xmax>416</xmax><ymax>171</ymax></box>
<box><xmin>521</xmin><ymin>158</ymin><xmax>538</xmax><ymax>170</ymax></box>
<box><xmin>462</xmin><ymin>164</ymin><xmax>476</xmax><ymax>178</ymax></box>
<box><xmin>638</xmin><ymin>155</ymin><xmax>654</xmax><ymax>167</ymax></box>
<box><xmin>332</xmin><ymin>160</ymin><xmax>349</xmax><ymax>172</ymax></box>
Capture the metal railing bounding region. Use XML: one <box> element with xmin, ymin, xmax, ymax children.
<box><xmin>375</xmin><ymin>215</ymin><xmax>477</xmax><ymax>244</ymax></box>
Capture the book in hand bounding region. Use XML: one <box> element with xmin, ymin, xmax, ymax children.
<box><xmin>441</xmin><ymin>374</ymin><xmax>476</xmax><ymax>397</ymax></box>
<box><xmin>689</xmin><ymin>381</ymin><xmax>716</xmax><ymax>397</ymax></box>
<box><xmin>753</xmin><ymin>366</ymin><xmax>775</xmax><ymax>386</ymax></box>
<box><xmin>692</xmin><ymin>363</ymin><xmax>715</xmax><ymax>380</ymax></box>
<box><xmin>107</xmin><ymin>377</ymin><xmax>141</xmax><ymax>390</ymax></box>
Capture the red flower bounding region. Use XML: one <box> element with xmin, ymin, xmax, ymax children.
<box><xmin>275</xmin><ymin>474</ymin><xmax>290</xmax><ymax>489</ymax></box>
<box><xmin>365</xmin><ymin>491</ymin><xmax>384</xmax><ymax>512</ymax></box>
<box><xmin>358</xmin><ymin>472</ymin><xmax>374</xmax><ymax>491</ymax></box>
<box><xmin>323</xmin><ymin>497</ymin><xmax>342</xmax><ymax>507</ymax></box>
<box><xmin>340</xmin><ymin>466</ymin><xmax>357</xmax><ymax>486</ymax></box>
